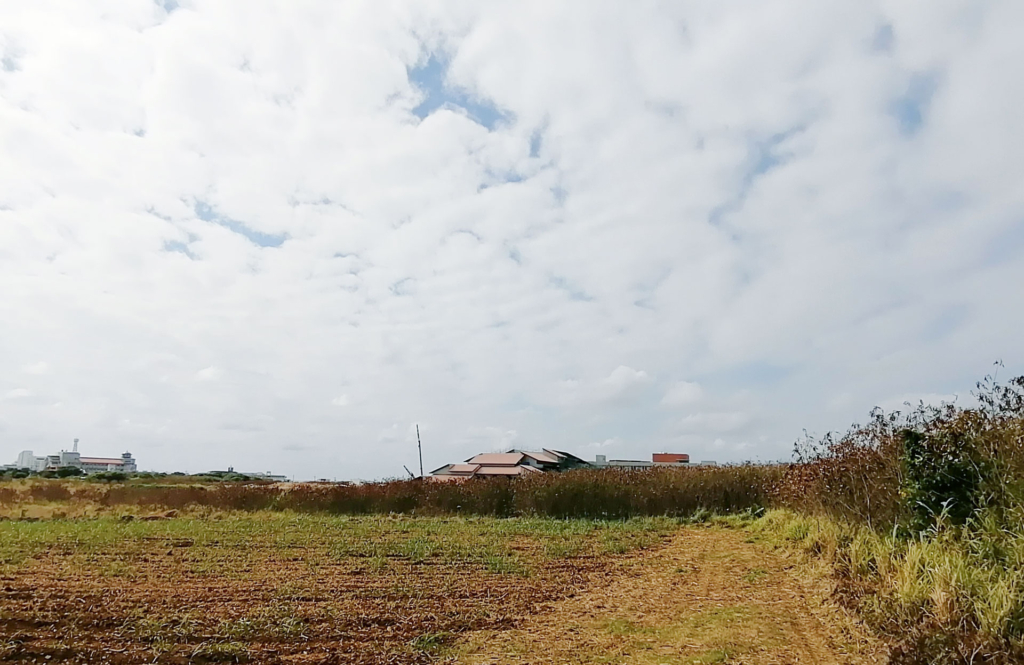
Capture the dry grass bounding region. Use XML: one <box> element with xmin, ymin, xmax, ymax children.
<box><xmin>457</xmin><ymin>525</ymin><xmax>884</xmax><ymax>664</ymax></box>
<box><xmin>0</xmin><ymin>465</ymin><xmax>781</xmax><ymax>520</ymax></box>
<box><xmin>752</xmin><ymin>509</ymin><xmax>1024</xmax><ymax>664</ymax></box>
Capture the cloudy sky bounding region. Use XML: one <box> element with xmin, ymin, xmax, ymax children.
<box><xmin>2</xmin><ymin>1</ymin><xmax>1022</xmax><ymax>480</ymax></box>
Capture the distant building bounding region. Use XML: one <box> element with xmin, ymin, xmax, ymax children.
<box><xmin>206</xmin><ymin>467</ymin><xmax>288</xmax><ymax>482</ymax></box>
<box><xmin>16</xmin><ymin>450</ymin><xmax>48</xmax><ymax>472</ymax></box>
<box><xmin>428</xmin><ymin>449</ymin><xmax>694</xmax><ymax>481</ymax></box>
<box><xmin>9</xmin><ymin>441</ymin><xmax>137</xmax><ymax>474</ymax></box>
<box><xmin>592</xmin><ymin>452</ymin><xmax>691</xmax><ymax>469</ymax></box>
<box><xmin>430</xmin><ymin>449</ymin><xmax>589</xmax><ymax>481</ymax></box>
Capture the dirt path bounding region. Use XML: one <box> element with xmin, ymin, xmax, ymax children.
<box><xmin>456</xmin><ymin>526</ymin><xmax>886</xmax><ymax>665</ymax></box>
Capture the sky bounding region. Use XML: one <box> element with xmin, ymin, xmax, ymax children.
<box><xmin>1</xmin><ymin>1</ymin><xmax>1023</xmax><ymax>480</ymax></box>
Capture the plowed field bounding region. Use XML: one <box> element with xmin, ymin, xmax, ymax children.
<box><xmin>0</xmin><ymin>515</ymin><xmax>677</xmax><ymax>664</ymax></box>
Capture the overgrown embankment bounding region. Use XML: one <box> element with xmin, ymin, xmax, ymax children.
<box><xmin>763</xmin><ymin>374</ymin><xmax>1024</xmax><ymax>664</ymax></box>
<box><xmin>0</xmin><ymin>464</ymin><xmax>779</xmax><ymax>519</ymax></box>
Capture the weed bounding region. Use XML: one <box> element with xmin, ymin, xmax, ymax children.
<box><xmin>604</xmin><ymin>618</ymin><xmax>648</xmax><ymax>635</ymax></box>
<box><xmin>190</xmin><ymin>641</ymin><xmax>250</xmax><ymax>663</ymax></box>
<box><xmin>485</xmin><ymin>553</ymin><xmax>529</xmax><ymax>576</ymax></box>
<box><xmin>409</xmin><ymin>631</ymin><xmax>451</xmax><ymax>653</ymax></box>
<box><xmin>742</xmin><ymin>568</ymin><xmax>768</xmax><ymax>583</ymax></box>
<box><xmin>694</xmin><ymin>648</ymin><xmax>732</xmax><ymax>663</ymax></box>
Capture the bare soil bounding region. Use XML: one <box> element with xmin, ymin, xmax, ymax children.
<box><xmin>0</xmin><ymin>536</ymin><xmax>609</xmax><ymax>663</ymax></box>
<box><xmin>0</xmin><ymin>520</ymin><xmax>886</xmax><ymax>664</ymax></box>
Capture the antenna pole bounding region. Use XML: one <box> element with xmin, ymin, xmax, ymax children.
<box><xmin>417</xmin><ymin>424</ymin><xmax>424</xmax><ymax>478</ymax></box>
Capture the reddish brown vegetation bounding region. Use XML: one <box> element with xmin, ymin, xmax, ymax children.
<box><xmin>2</xmin><ymin>465</ymin><xmax>780</xmax><ymax>519</ymax></box>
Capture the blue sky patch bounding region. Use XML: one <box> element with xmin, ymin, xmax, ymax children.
<box><xmin>549</xmin><ymin>275</ymin><xmax>593</xmax><ymax>302</ymax></box>
<box><xmin>891</xmin><ymin>73</ymin><xmax>937</xmax><ymax>136</ymax></box>
<box><xmin>872</xmin><ymin>24</ymin><xmax>895</xmax><ymax>53</ymax></box>
<box><xmin>983</xmin><ymin>221</ymin><xmax>1024</xmax><ymax>266</ymax></box>
<box><xmin>408</xmin><ymin>53</ymin><xmax>508</xmax><ymax>130</ymax></box>
<box><xmin>709</xmin><ymin>127</ymin><xmax>802</xmax><ymax>229</ymax></box>
<box><xmin>529</xmin><ymin>131</ymin><xmax>542</xmax><ymax>158</ymax></box>
<box><xmin>1</xmin><ymin>51</ymin><xmax>20</xmax><ymax>72</ymax></box>
<box><xmin>390</xmin><ymin>278</ymin><xmax>414</xmax><ymax>296</ymax></box>
<box><xmin>163</xmin><ymin>240</ymin><xmax>197</xmax><ymax>260</ymax></box>
<box><xmin>194</xmin><ymin>200</ymin><xmax>286</xmax><ymax>248</ymax></box>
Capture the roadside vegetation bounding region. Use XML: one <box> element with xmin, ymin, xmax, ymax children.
<box><xmin>760</xmin><ymin>372</ymin><xmax>1024</xmax><ymax>664</ymax></box>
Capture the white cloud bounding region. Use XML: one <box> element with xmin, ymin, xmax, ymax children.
<box><xmin>597</xmin><ymin>366</ymin><xmax>651</xmax><ymax>401</ymax></box>
<box><xmin>661</xmin><ymin>381</ymin><xmax>704</xmax><ymax>407</ymax></box>
<box><xmin>0</xmin><ymin>2</ymin><xmax>1022</xmax><ymax>478</ymax></box>
<box><xmin>465</xmin><ymin>426</ymin><xmax>519</xmax><ymax>451</ymax></box>
<box><xmin>581</xmin><ymin>437</ymin><xmax>621</xmax><ymax>452</ymax></box>
<box><xmin>331</xmin><ymin>394</ymin><xmax>350</xmax><ymax>407</ymax></box>
<box><xmin>195</xmin><ymin>367</ymin><xmax>223</xmax><ymax>382</ymax></box>
<box><xmin>22</xmin><ymin>362</ymin><xmax>49</xmax><ymax>375</ymax></box>
<box><xmin>676</xmin><ymin>412</ymin><xmax>752</xmax><ymax>434</ymax></box>
<box><xmin>553</xmin><ymin>366</ymin><xmax>651</xmax><ymax>407</ymax></box>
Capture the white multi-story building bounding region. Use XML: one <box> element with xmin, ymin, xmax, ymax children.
<box><xmin>9</xmin><ymin>441</ymin><xmax>137</xmax><ymax>474</ymax></box>
<box><xmin>16</xmin><ymin>450</ymin><xmax>48</xmax><ymax>471</ymax></box>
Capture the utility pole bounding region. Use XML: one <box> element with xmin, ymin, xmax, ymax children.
<box><xmin>416</xmin><ymin>424</ymin><xmax>424</xmax><ymax>478</ymax></box>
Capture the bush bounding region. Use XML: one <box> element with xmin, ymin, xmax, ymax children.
<box><xmin>901</xmin><ymin>424</ymin><xmax>990</xmax><ymax>531</ymax></box>
<box><xmin>775</xmin><ymin>375</ymin><xmax>1024</xmax><ymax>534</ymax></box>
<box><xmin>90</xmin><ymin>472</ymin><xmax>128</xmax><ymax>483</ymax></box>
<box><xmin>775</xmin><ymin>411</ymin><xmax>906</xmax><ymax>529</ymax></box>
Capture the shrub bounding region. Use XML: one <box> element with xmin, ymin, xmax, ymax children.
<box><xmin>775</xmin><ymin>411</ymin><xmax>906</xmax><ymax>529</ymax></box>
<box><xmin>775</xmin><ymin>374</ymin><xmax>1024</xmax><ymax>534</ymax></box>
<box><xmin>90</xmin><ymin>472</ymin><xmax>128</xmax><ymax>483</ymax></box>
<box><xmin>901</xmin><ymin>424</ymin><xmax>990</xmax><ymax>531</ymax></box>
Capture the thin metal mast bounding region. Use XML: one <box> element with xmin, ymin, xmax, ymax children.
<box><xmin>416</xmin><ymin>424</ymin><xmax>424</xmax><ymax>478</ymax></box>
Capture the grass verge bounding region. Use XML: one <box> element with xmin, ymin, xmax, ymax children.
<box><xmin>751</xmin><ymin>509</ymin><xmax>1024</xmax><ymax>664</ymax></box>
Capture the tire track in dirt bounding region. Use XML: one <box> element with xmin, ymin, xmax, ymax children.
<box><xmin>456</xmin><ymin>526</ymin><xmax>887</xmax><ymax>665</ymax></box>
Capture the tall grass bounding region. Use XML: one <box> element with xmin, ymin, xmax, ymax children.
<box><xmin>765</xmin><ymin>373</ymin><xmax>1024</xmax><ymax>664</ymax></box>
<box><xmin>0</xmin><ymin>465</ymin><xmax>780</xmax><ymax>519</ymax></box>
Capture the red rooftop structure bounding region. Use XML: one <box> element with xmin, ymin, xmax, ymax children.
<box><xmin>652</xmin><ymin>453</ymin><xmax>690</xmax><ymax>464</ymax></box>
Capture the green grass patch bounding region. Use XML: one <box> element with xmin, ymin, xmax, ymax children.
<box><xmin>741</xmin><ymin>567</ymin><xmax>768</xmax><ymax>583</ymax></box>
